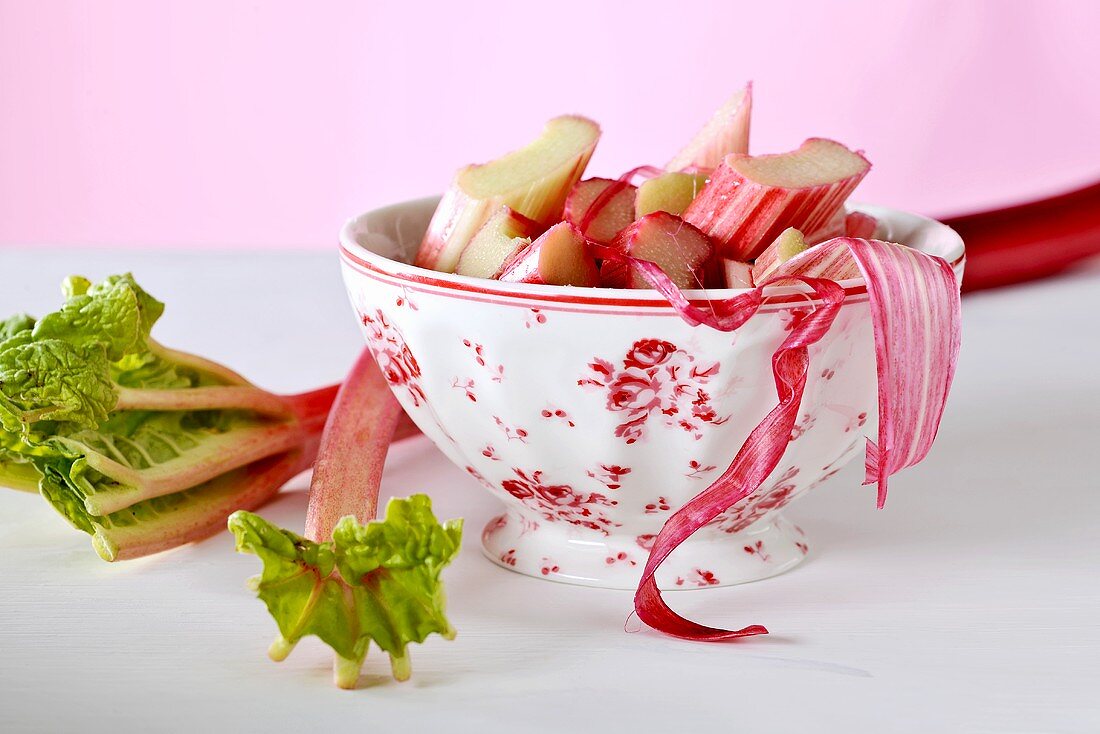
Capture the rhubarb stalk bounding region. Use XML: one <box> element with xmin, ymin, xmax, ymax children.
<box><xmin>750</xmin><ymin>227</ymin><xmax>810</xmax><ymax>282</ymax></box>
<box><xmin>0</xmin><ymin>277</ymin><xmax>425</xmax><ymax>561</ymax></box>
<box><xmin>305</xmin><ymin>349</ymin><xmax>403</xmax><ymax>539</ymax></box>
<box><xmin>231</xmin><ymin>348</ymin><xmax>462</xmax><ymax>689</ymax></box>
<box><xmin>563</xmin><ymin>178</ymin><xmax>638</xmax><ymax>244</ymax></box>
<box><xmin>454</xmin><ymin>206</ymin><xmax>538</xmax><ymax>279</ymax></box>
<box><xmin>845</xmin><ymin>211</ymin><xmax>878</xmax><ymax>239</ymax></box>
<box><xmin>599</xmin><ymin>212</ymin><xmax>713</xmax><ymax>290</ymax></box>
<box><xmin>573</xmin><ymin>166</ymin><xmax>665</xmax><ymax>241</ymax></box>
<box><xmin>683</xmin><ymin>139</ymin><xmax>870</xmax><ymax>261</ymax></box>
<box><xmin>667</xmin><ymin>83</ymin><xmax>753</xmax><ymax>172</ymax></box>
<box><xmin>500</xmin><ymin>222</ymin><xmax>601</xmax><ymax>286</ymax></box>
<box><xmin>943</xmin><ymin>179</ymin><xmax>1100</xmax><ymax>292</ymax></box>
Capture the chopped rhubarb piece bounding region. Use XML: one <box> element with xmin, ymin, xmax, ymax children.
<box><xmin>845</xmin><ymin>210</ymin><xmax>879</xmax><ymax>238</ymax></box>
<box><xmin>806</xmin><ymin>206</ymin><xmax>846</xmax><ymax>243</ymax></box>
<box><xmin>563</xmin><ymin>178</ymin><xmax>637</xmax><ymax>243</ymax></box>
<box><xmin>499</xmin><ymin>222</ymin><xmax>600</xmax><ymax>286</ymax></box>
<box><xmin>635</xmin><ymin>172</ymin><xmax>709</xmax><ymax>217</ymax></box>
<box><xmin>722</xmin><ymin>259</ymin><xmax>755</xmax><ymax>288</ymax></box>
<box><xmin>667</xmin><ymin>83</ymin><xmax>752</xmax><ymax>172</ymax></box>
<box><xmin>751</xmin><ymin>227</ymin><xmax>809</xmax><ymax>282</ymax></box>
<box><xmin>600</xmin><ymin>212</ymin><xmax>713</xmax><ymax>290</ymax></box>
<box><xmin>766</xmin><ymin>235</ymin><xmax>862</xmax><ymax>281</ymax></box>
<box><xmin>415</xmin><ymin>116</ymin><xmax>600</xmax><ymax>272</ymax></box>
<box><xmin>454</xmin><ymin>206</ymin><xmax>537</xmax><ymax>279</ymax></box>
<box><xmin>683</xmin><ymin>138</ymin><xmax>871</xmax><ymax>261</ymax></box>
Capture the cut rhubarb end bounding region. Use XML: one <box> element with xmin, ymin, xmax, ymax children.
<box><xmin>729</xmin><ymin>138</ymin><xmax>868</xmax><ymax>187</ymax></box>
<box><xmin>684</xmin><ymin>138</ymin><xmax>871</xmax><ymax>261</ymax></box>
<box><xmin>454</xmin><ymin>206</ymin><xmax>537</xmax><ymax>279</ymax></box>
<box><xmin>563</xmin><ymin>178</ymin><xmax>637</xmax><ymax>243</ymax></box>
<box><xmin>390</xmin><ymin>650</ymin><xmax>412</xmax><ymax>682</ymax></box>
<box><xmin>499</xmin><ymin>222</ymin><xmax>600</xmax><ymax>287</ymax></box>
<box><xmin>335</xmin><ymin>653</ymin><xmax>365</xmax><ymax>689</ymax></box>
<box><xmin>635</xmin><ymin>172</ymin><xmax>709</xmax><ymax>218</ymax></box>
<box><xmin>268</xmin><ymin>636</ymin><xmax>297</xmax><ymax>662</ymax></box>
<box><xmin>722</xmin><ymin>258</ymin><xmax>755</xmax><ymax>288</ymax></box>
<box><xmin>414</xmin><ymin>116</ymin><xmax>601</xmax><ymax>272</ymax></box>
<box><xmin>751</xmin><ymin>227</ymin><xmax>809</xmax><ymax>282</ymax></box>
<box><xmin>601</xmin><ymin>212</ymin><xmax>713</xmax><ymax>290</ymax></box>
<box><xmin>668</xmin><ymin>82</ymin><xmax>752</xmax><ymax>172</ymax></box>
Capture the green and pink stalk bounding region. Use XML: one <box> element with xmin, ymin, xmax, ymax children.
<box><xmin>563</xmin><ymin>178</ymin><xmax>638</xmax><ymax>244</ymax></box>
<box><xmin>683</xmin><ymin>139</ymin><xmax>870</xmax><ymax>261</ymax></box>
<box><xmin>230</xmin><ymin>349</ymin><xmax>461</xmax><ymax>689</ymax></box>
<box><xmin>667</xmin><ymin>83</ymin><xmax>753</xmax><ymax>172</ymax></box>
<box><xmin>599</xmin><ymin>212</ymin><xmax>713</xmax><ymax>289</ymax></box>
<box><xmin>415</xmin><ymin>116</ymin><xmax>600</xmax><ymax>272</ymax></box>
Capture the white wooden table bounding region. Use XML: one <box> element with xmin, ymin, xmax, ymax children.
<box><xmin>1</xmin><ymin>248</ymin><xmax>1097</xmax><ymax>733</ymax></box>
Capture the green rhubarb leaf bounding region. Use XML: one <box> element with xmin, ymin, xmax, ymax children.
<box><xmin>48</xmin><ymin>273</ymin><xmax>164</xmax><ymax>344</ymax></box>
<box><xmin>0</xmin><ymin>314</ymin><xmax>35</xmax><ymax>341</ymax></box>
<box><xmin>0</xmin><ymin>273</ymin><xmax>245</xmax><ymax>485</ymax></box>
<box><xmin>61</xmin><ymin>275</ymin><xmax>92</xmax><ymax>299</ymax></box>
<box><xmin>87</xmin><ymin>274</ymin><xmax>165</xmax><ymax>336</ymax></box>
<box><xmin>112</xmin><ymin>351</ymin><xmax>193</xmax><ymax>391</ymax></box>
<box><xmin>229</xmin><ymin>495</ymin><xmax>462</xmax><ymax>686</ymax></box>
<box><xmin>32</xmin><ymin>276</ymin><xmax>148</xmax><ymax>361</ymax></box>
<box><xmin>0</xmin><ymin>273</ymin><xmax>169</xmax><ymax>434</ymax></box>
<box><xmin>0</xmin><ymin>338</ymin><xmax>116</xmax><ymax>431</ymax></box>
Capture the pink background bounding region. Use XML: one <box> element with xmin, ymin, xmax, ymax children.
<box><xmin>2</xmin><ymin>0</ymin><xmax>1098</xmax><ymax>249</ymax></box>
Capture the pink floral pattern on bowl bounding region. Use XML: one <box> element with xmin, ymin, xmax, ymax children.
<box><xmin>361</xmin><ymin>308</ymin><xmax>425</xmax><ymax>407</ymax></box>
<box><xmin>579</xmin><ymin>338</ymin><xmax>728</xmax><ymax>444</ymax></box>
<box><xmin>501</xmin><ymin>469</ymin><xmax>619</xmax><ymax>535</ymax></box>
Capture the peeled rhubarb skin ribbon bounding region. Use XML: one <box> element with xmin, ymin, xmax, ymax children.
<box><xmin>622</xmin><ymin>237</ymin><xmax>962</xmax><ymax>641</ymax></box>
<box><xmin>634</xmin><ymin>276</ymin><xmax>844</xmax><ymax>639</ymax></box>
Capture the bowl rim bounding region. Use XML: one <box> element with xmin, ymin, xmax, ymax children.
<box><xmin>339</xmin><ymin>197</ymin><xmax>965</xmax><ymax>308</ymax></box>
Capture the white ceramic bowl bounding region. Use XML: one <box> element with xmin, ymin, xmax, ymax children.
<box><xmin>340</xmin><ymin>200</ymin><xmax>964</xmax><ymax>590</ymax></box>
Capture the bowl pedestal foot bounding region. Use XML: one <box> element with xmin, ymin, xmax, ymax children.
<box><xmin>480</xmin><ymin>511</ymin><xmax>810</xmax><ymax>591</ymax></box>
